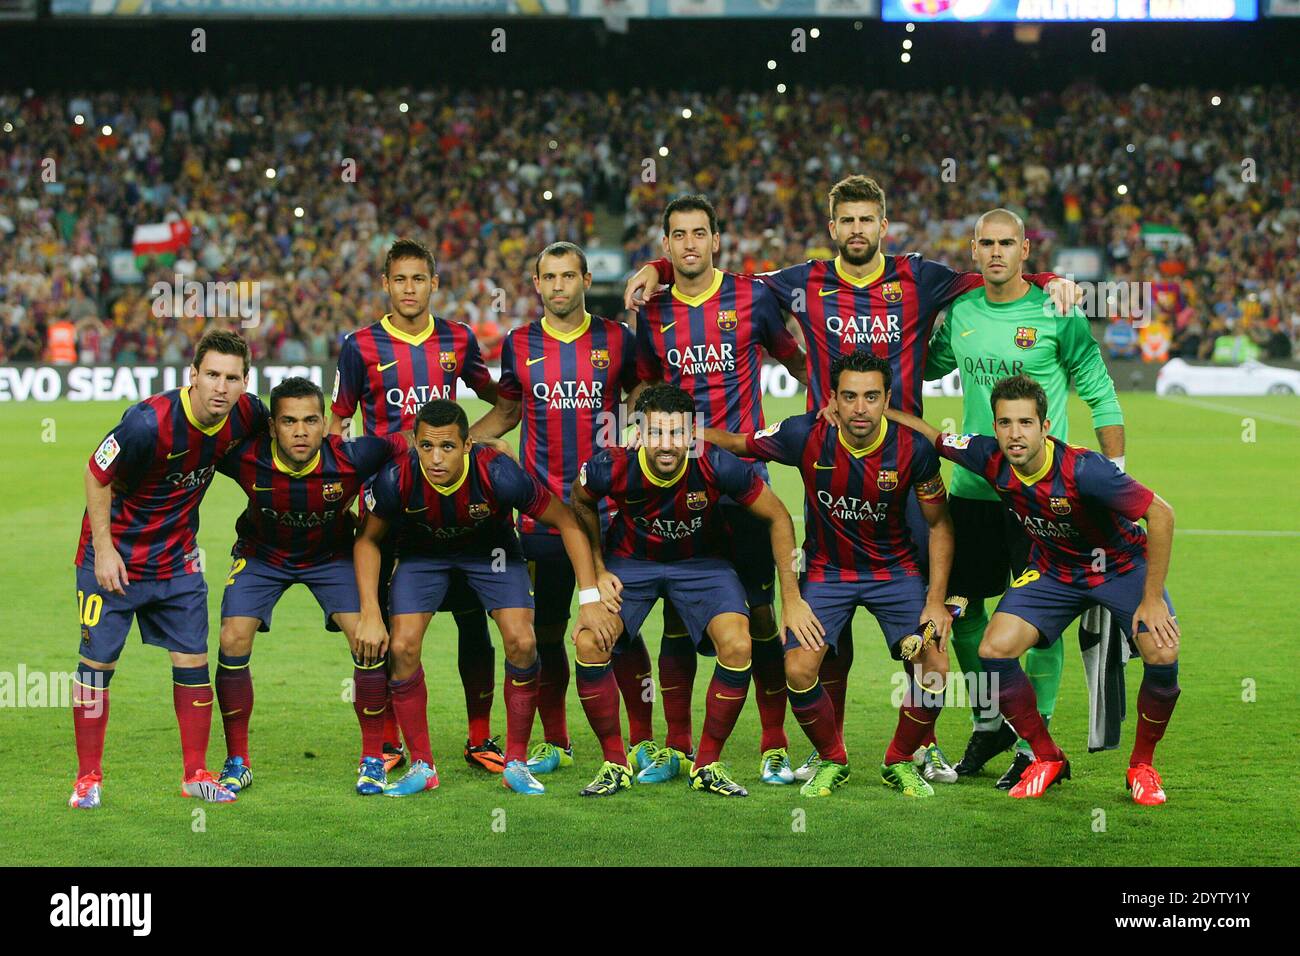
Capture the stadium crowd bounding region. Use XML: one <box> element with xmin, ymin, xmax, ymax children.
<box><xmin>1</xmin><ymin>83</ymin><xmax>1297</xmax><ymax>366</ymax></box>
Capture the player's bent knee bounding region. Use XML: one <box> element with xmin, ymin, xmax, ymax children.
<box><xmin>573</xmin><ymin>628</ymin><xmax>611</xmax><ymax>664</ymax></box>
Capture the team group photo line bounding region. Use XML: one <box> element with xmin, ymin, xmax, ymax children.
<box><xmin>68</xmin><ymin>176</ymin><xmax>1182</xmax><ymax>808</ymax></box>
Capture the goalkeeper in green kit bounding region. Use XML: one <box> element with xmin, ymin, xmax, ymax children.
<box><xmin>926</xmin><ymin>208</ymin><xmax>1126</xmax><ymax>789</ymax></box>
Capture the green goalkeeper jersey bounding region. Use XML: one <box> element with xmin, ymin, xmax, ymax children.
<box><xmin>926</xmin><ymin>283</ymin><xmax>1124</xmax><ymax>502</ymax></box>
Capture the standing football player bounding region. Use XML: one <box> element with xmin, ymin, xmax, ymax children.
<box><xmin>330</xmin><ymin>238</ymin><xmax>506</xmax><ymax>776</ymax></box>
<box><xmin>630</xmin><ymin>195</ymin><xmax>811</xmax><ymax>787</ymax></box>
<box><xmin>703</xmin><ymin>351</ymin><xmax>956</xmax><ymax>798</ymax></box>
<box><xmin>70</xmin><ymin>330</ymin><xmax>268</xmax><ymax>808</ymax></box>
<box><xmin>888</xmin><ymin>376</ymin><xmax>1179</xmax><ymax>805</ymax></box>
<box><xmin>354</xmin><ymin>400</ymin><xmax>620</xmax><ymax>797</ymax></box>
<box><xmin>570</xmin><ymin>384</ymin><xmax>819</xmax><ymax>797</ymax></box>
<box><xmin>624</xmin><ymin>176</ymin><xmax>1076</xmax><ymax>784</ymax></box>
<box><xmin>213</xmin><ymin>377</ymin><xmax>411</xmax><ymax>796</ymax></box>
<box><xmin>925</xmin><ymin>208</ymin><xmax>1126</xmax><ymax>789</ymax></box>
<box><xmin>472</xmin><ymin>242</ymin><xmax>658</xmax><ymax>778</ymax></box>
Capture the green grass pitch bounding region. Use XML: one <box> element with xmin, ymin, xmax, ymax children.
<box><xmin>0</xmin><ymin>392</ymin><xmax>1296</xmax><ymax>866</ymax></box>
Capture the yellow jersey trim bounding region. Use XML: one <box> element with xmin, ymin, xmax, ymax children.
<box><xmin>670</xmin><ymin>269</ymin><xmax>724</xmax><ymax>307</ymax></box>
<box><xmin>838</xmin><ymin>416</ymin><xmax>888</xmax><ymax>459</ymax></box>
<box><xmin>422</xmin><ymin>453</ymin><xmax>471</xmax><ymax>496</ymax></box>
<box><xmin>637</xmin><ymin>446</ymin><xmax>688</xmax><ymax>488</ymax></box>
<box><xmin>381</xmin><ymin>314</ymin><xmax>437</xmax><ymax>347</ymax></box>
<box><xmin>541</xmin><ymin>312</ymin><xmax>592</xmax><ymax>344</ymax></box>
<box><xmin>1013</xmin><ymin>439</ymin><xmax>1055</xmax><ymax>486</ymax></box>
<box><xmin>832</xmin><ymin>255</ymin><xmax>886</xmax><ymax>289</ymax></box>
<box><xmin>180</xmin><ymin>386</ymin><xmax>229</xmax><ymax>436</ymax></box>
<box><xmin>271</xmin><ymin>441</ymin><xmax>321</xmax><ymax>477</ymax></box>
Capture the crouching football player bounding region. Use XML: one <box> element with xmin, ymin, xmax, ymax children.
<box><xmin>704</xmin><ymin>351</ymin><xmax>957</xmax><ymax>799</ymax></box>
<box><xmin>212</xmin><ymin>377</ymin><xmax>412</xmax><ymax>796</ymax></box>
<box><xmin>570</xmin><ymin>384</ymin><xmax>819</xmax><ymax>797</ymax></box>
<box><xmin>354</xmin><ymin>399</ymin><xmax>620</xmax><ymax>796</ymax></box>
<box><xmin>889</xmin><ymin>374</ymin><xmax>1181</xmax><ymax>804</ymax></box>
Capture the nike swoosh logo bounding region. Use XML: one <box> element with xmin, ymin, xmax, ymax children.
<box><xmin>526</xmin><ymin>356</ymin><xmax>546</xmax><ymax>366</ymax></box>
<box><xmin>660</xmin><ymin>685</ymin><xmax>681</xmax><ymax>692</ymax></box>
<box><xmin>191</xmin><ymin>699</ymin><xmax>214</xmax><ymax>708</ymax></box>
<box><xmin>796</xmin><ymin>717</ymin><xmax>818</xmax><ymax>726</ymax></box>
<box><xmin>961</xmin><ymin>328</ymin><xmax>977</xmax><ymax>337</ymax></box>
<box><xmin>661</xmin><ymin>321</ymin><xmax>677</xmax><ymax>332</ymax></box>
<box><xmin>761</xmin><ymin>582</ymin><xmax>773</xmax><ymax>590</ymax></box>
<box><xmin>221</xmin><ymin>709</ymin><xmax>242</xmax><ymax>717</ymax></box>
<box><xmin>635</xmin><ymin>672</ymin><xmax>652</xmax><ymax>680</ymax></box>
<box><xmin>377</xmin><ymin>360</ymin><xmax>399</xmax><ymax>372</ymax></box>
<box><xmin>252</xmin><ymin>485</ymin><xmax>273</xmax><ymax>492</ymax></box>
<box><xmin>478</xmin><ymin>691</ymin><xmax>494</xmax><ymax>699</ymax></box>
<box><xmin>714</xmin><ymin>693</ymin><xmax>745</xmax><ymax>701</ymax></box>
<box><xmin>578</xmin><ymin>694</ymin><xmax>602</xmax><ymax>701</ymax></box>
<box><xmin>764</xmin><ymin>687</ymin><xmax>784</xmax><ymax>695</ymax></box>
<box><xmin>362</xmin><ymin>707</ymin><xmax>385</xmax><ymax>716</ymax></box>
<box><xmin>1140</xmin><ymin>711</ymin><xmax>1169</xmax><ymax>725</ymax></box>
<box><xmin>818</xmin><ymin>288</ymin><xmax>839</xmax><ymax>297</ymax></box>
<box><xmin>813</xmin><ymin>463</ymin><xmax>836</xmax><ymax>470</ymax></box>
<box><xmin>626</xmin><ymin>497</ymin><xmax>647</xmax><ymax>505</ymax></box>
<box><xmin>73</xmin><ymin>699</ymin><xmax>93</xmax><ymax>707</ymax></box>
<box><xmin>405</xmin><ymin>506</ymin><xmax>427</xmax><ymax>513</ymax></box>
<box><xmin>167</xmin><ymin>450</ymin><xmax>188</xmax><ymax>459</ymax></box>
<box><xmin>511</xmin><ymin>679</ymin><xmax>535</xmax><ymax>687</ymax></box>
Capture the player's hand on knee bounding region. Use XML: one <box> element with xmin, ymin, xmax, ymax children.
<box><xmin>95</xmin><ymin>547</ymin><xmax>130</xmax><ymax>595</ymax></box>
<box><xmin>782</xmin><ymin>597</ymin><xmax>825</xmax><ymax>652</ymax></box>
<box><xmin>597</xmin><ymin>570</ymin><xmax>623</xmax><ymax>612</ymax></box>
<box><xmin>1133</xmin><ymin>596</ymin><xmax>1179</xmax><ymax>650</ymax></box>
<box><xmin>922</xmin><ymin>598</ymin><xmax>953</xmax><ymax>643</ymax></box>
<box><xmin>578</xmin><ymin>602</ymin><xmax>621</xmax><ymax>648</ymax></box>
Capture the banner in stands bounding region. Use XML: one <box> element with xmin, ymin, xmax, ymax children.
<box><xmin>881</xmin><ymin>0</ymin><xmax>1257</xmax><ymax>21</ymax></box>
<box><xmin>0</xmin><ymin>362</ymin><xmax>807</xmax><ymax>402</ymax></box>
<box><xmin>51</xmin><ymin>0</ymin><xmax>877</xmax><ymax>15</ymax></box>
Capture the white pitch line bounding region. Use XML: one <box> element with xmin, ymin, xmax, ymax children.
<box><xmin>1159</xmin><ymin>395</ymin><xmax>1300</xmax><ymax>427</ymax></box>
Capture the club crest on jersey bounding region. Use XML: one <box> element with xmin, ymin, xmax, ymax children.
<box><xmin>590</xmin><ymin>348</ymin><xmax>610</xmax><ymax>370</ymax></box>
<box><xmin>716</xmin><ymin>310</ymin><xmax>738</xmax><ymax>331</ymax></box>
<box><xmin>469</xmin><ymin>502</ymin><xmax>491</xmax><ymax>520</ymax></box>
<box><xmin>439</xmin><ymin>350</ymin><xmax>458</xmax><ymax>372</ymax></box>
<box><xmin>322</xmin><ymin>481</ymin><xmax>344</xmax><ymax>502</ymax></box>
<box><xmin>1050</xmin><ymin>497</ymin><xmax>1072</xmax><ymax>515</ymax></box>
<box><xmin>686</xmin><ymin>490</ymin><xmax>708</xmax><ymax>511</ymax></box>
<box><xmin>1014</xmin><ymin>326</ymin><xmax>1038</xmax><ymax>350</ymax></box>
<box><xmin>880</xmin><ymin>281</ymin><xmax>903</xmax><ymax>304</ymax></box>
<box><xmin>877</xmin><ymin>470</ymin><xmax>899</xmax><ymax>491</ymax></box>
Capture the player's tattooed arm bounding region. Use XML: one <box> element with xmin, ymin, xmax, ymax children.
<box><xmin>747</xmin><ymin>485</ymin><xmax>825</xmax><ymax>651</ymax></box>
<box><xmin>570</xmin><ymin>478</ymin><xmax>623</xmax><ymax>615</ymax></box>
<box><xmin>352</xmin><ymin>513</ymin><xmax>391</xmax><ymax>663</ymax></box>
<box><xmin>697</xmin><ymin>427</ymin><xmax>749</xmax><ymax>456</ymax></box>
<box><xmin>85</xmin><ymin>466</ymin><xmax>129</xmax><ymax>595</ymax></box>
<box><xmin>919</xmin><ymin>496</ymin><xmax>956</xmax><ymax>647</ymax></box>
<box><xmin>1135</xmin><ymin>493</ymin><xmax>1179</xmax><ymax>649</ymax></box>
<box><xmin>882</xmin><ymin>407</ymin><xmax>941</xmax><ymax>445</ymax></box>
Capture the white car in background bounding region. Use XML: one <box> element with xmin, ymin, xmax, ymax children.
<box><xmin>1156</xmin><ymin>358</ymin><xmax>1300</xmax><ymax>397</ymax></box>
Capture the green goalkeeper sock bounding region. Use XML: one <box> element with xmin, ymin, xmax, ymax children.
<box><xmin>1014</xmin><ymin>638</ymin><xmax>1065</xmax><ymax>755</ymax></box>
<box><xmin>950</xmin><ymin>600</ymin><xmax>1003</xmax><ymax>733</ymax></box>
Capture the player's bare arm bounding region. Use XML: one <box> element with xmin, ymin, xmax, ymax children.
<box><xmin>919</xmin><ymin>494</ymin><xmax>956</xmax><ymax>647</ymax></box>
<box><xmin>352</xmin><ymin>512</ymin><xmax>391</xmax><ymax>666</ymax></box>
<box><xmin>882</xmin><ymin>407</ymin><xmax>941</xmax><ymax>445</ymax></box>
<box><xmin>469</xmin><ymin>395</ymin><xmax>521</xmax><ymax>441</ymax></box>
<box><xmin>697</xmin><ymin>426</ymin><xmax>750</xmax><ymax>456</ymax></box>
<box><xmin>777</xmin><ymin>342</ymin><xmax>810</xmax><ymax>389</ymax></box>
<box><xmin>536</xmin><ymin>495</ymin><xmax>621</xmax><ymax>648</ymax></box>
<box><xmin>1135</xmin><ymin>493</ymin><xmax>1179</xmax><ymax>648</ymax></box>
<box><xmin>745</xmin><ymin>484</ymin><xmax>824</xmax><ymax>651</ymax></box>
<box><xmin>623</xmin><ymin>262</ymin><xmax>664</xmax><ymax>310</ymax></box>
<box><xmin>84</xmin><ymin>466</ymin><xmax>128</xmax><ymax>595</ymax></box>
<box><xmin>1097</xmin><ymin>424</ymin><xmax>1126</xmax><ymax>460</ymax></box>
<box><xmin>570</xmin><ymin>477</ymin><xmax>622</xmax><ymax>614</ymax></box>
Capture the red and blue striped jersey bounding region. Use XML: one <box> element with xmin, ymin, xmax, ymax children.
<box><xmin>935</xmin><ymin>433</ymin><xmax>1154</xmax><ymax>588</ymax></box>
<box><xmin>76</xmin><ymin>388</ymin><xmax>270</xmax><ymax>579</ymax></box>
<box><xmin>217</xmin><ymin>433</ymin><xmax>408</xmax><ymax>569</ymax></box>
<box><xmin>498</xmin><ymin>313</ymin><xmax>638</xmax><ymax>537</ymax></box>
<box><xmin>650</xmin><ymin>255</ymin><xmax>1055</xmax><ymax>413</ymax></box>
<box><xmin>331</xmin><ymin>313</ymin><xmax>494</xmax><ymax>437</ymax></box>
<box><xmin>635</xmin><ymin>271</ymin><xmax>800</xmax><ymax>444</ymax></box>
<box><xmin>579</xmin><ymin>444</ymin><xmax>765</xmax><ymax>563</ymax></box>
<box><xmin>366</xmin><ymin>444</ymin><xmax>551</xmax><ymax>558</ymax></box>
<box><xmin>746</xmin><ymin>413</ymin><xmax>945</xmax><ymax>583</ymax></box>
